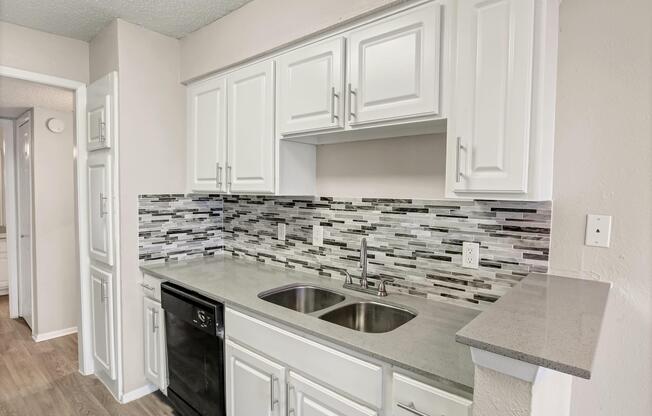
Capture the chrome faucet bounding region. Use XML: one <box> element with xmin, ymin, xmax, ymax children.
<box><xmin>360</xmin><ymin>237</ymin><xmax>369</xmax><ymax>289</ymax></box>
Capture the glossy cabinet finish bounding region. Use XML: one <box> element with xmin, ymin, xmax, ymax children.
<box><xmin>227</xmin><ymin>60</ymin><xmax>276</xmax><ymax>194</ymax></box>
<box><xmin>87</xmin><ymin>151</ymin><xmax>113</xmax><ymax>265</ymax></box>
<box><xmin>278</xmin><ymin>37</ymin><xmax>346</xmax><ymax>135</ymax></box>
<box><xmin>90</xmin><ymin>266</ymin><xmax>116</xmax><ymax>380</ymax></box>
<box><xmin>143</xmin><ymin>296</ymin><xmax>167</xmax><ymax>391</ymax></box>
<box><xmin>348</xmin><ymin>2</ymin><xmax>442</xmax><ymax>125</ymax></box>
<box><xmin>187</xmin><ymin>76</ymin><xmax>228</xmax><ymax>192</ymax></box>
<box><xmin>225</xmin><ymin>339</ymin><xmax>285</xmax><ymax>416</ymax></box>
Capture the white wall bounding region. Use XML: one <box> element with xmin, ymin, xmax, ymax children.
<box><xmin>32</xmin><ymin>107</ymin><xmax>78</xmax><ymax>335</ymax></box>
<box><xmin>89</xmin><ymin>20</ymin><xmax>119</xmax><ymax>83</ymax></box>
<box><xmin>114</xmin><ymin>19</ymin><xmax>186</xmax><ymax>394</ymax></box>
<box><xmin>316</xmin><ymin>134</ymin><xmax>446</xmax><ymax>199</ymax></box>
<box><xmin>0</xmin><ymin>21</ymin><xmax>89</xmax><ymax>83</ymax></box>
<box><xmin>180</xmin><ymin>0</ymin><xmax>403</xmax><ymax>82</ymax></box>
<box><xmin>549</xmin><ymin>0</ymin><xmax>652</xmax><ymax>415</ymax></box>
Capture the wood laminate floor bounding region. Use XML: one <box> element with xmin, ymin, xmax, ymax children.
<box><xmin>0</xmin><ymin>295</ymin><xmax>176</xmax><ymax>416</ymax></box>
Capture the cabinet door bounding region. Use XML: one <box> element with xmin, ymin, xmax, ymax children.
<box><xmin>187</xmin><ymin>76</ymin><xmax>228</xmax><ymax>192</ymax></box>
<box><xmin>143</xmin><ymin>297</ymin><xmax>167</xmax><ymax>391</ymax></box>
<box><xmin>87</xmin><ymin>72</ymin><xmax>116</xmax><ymax>151</ymax></box>
<box><xmin>90</xmin><ymin>266</ymin><xmax>116</xmax><ymax>380</ymax></box>
<box><xmin>277</xmin><ymin>37</ymin><xmax>345</xmax><ymax>135</ymax></box>
<box><xmin>393</xmin><ymin>373</ymin><xmax>472</xmax><ymax>416</ymax></box>
<box><xmin>227</xmin><ymin>61</ymin><xmax>276</xmax><ymax>194</ymax></box>
<box><xmin>226</xmin><ymin>340</ymin><xmax>285</xmax><ymax>416</ymax></box>
<box><xmin>347</xmin><ymin>2</ymin><xmax>441</xmax><ymax>125</ymax></box>
<box><xmin>452</xmin><ymin>0</ymin><xmax>535</xmax><ymax>193</ymax></box>
<box><xmin>288</xmin><ymin>372</ymin><xmax>377</xmax><ymax>416</ymax></box>
<box><xmin>87</xmin><ymin>151</ymin><xmax>113</xmax><ymax>265</ymax></box>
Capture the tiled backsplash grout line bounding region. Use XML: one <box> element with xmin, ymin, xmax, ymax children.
<box><xmin>139</xmin><ymin>194</ymin><xmax>551</xmax><ymax>309</ymax></box>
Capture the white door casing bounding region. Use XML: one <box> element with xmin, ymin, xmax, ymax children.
<box><xmin>277</xmin><ymin>37</ymin><xmax>346</xmax><ymax>135</ymax></box>
<box><xmin>452</xmin><ymin>0</ymin><xmax>535</xmax><ymax>193</ymax></box>
<box><xmin>227</xmin><ymin>61</ymin><xmax>276</xmax><ymax>194</ymax></box>
<box><xmin>87</xmin><ymin>151</ymin><xmax>113</xmax><ymax>265</ymax></box>
<box><xmin>347</xmin><ymin>2</ymin><xmax>442</xmax><ymax>125</ymax></box>
<box><xmin>16</xmin><ymin>112</ymin><xmax>34</xmax><ymax>329</ymax></box>
<box><xmin>90</xmin><ymin>265</ymin><xmax>116</xmax><ymax>380</ymax></box>
<box><xmin>187</xmin><ymin>76</ymin><xmax>228</xmax><ymax>192</ymax></box>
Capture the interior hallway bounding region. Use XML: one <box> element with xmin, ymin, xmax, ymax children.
<box><xmin>0</xmin><ymin>295</ymin><xmax>174</xmax><ymax>415</ymax></box>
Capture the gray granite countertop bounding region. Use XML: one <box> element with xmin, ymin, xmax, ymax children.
<box><xmin>141</xmin><ymin>255</ymin><xmax>479</xmax><ymax>395</ymax></box>
<box><xmin>456</xmin><ymin>273</ymin><xmax>610</xmax><ymax>379</ymax></box>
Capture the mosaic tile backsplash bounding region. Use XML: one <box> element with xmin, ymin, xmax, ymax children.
<box><xmin>139</xmin><ymin>194</ymin><xmax>551</xmax><ymax>309</ymax></box>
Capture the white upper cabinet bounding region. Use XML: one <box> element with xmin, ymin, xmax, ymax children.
<box><xmin>187</xmin><ymin>76</ymin><xmax>228</xmax><ymax>192</ymax></box>
<box><xmin>347</xmin><ymin>2</ymin><xmax>442</xmax><ymax>126</ymax></box>
<box><xmin>88</xmin><ymin>151</ymin><xmax>113</xmax><ymax>266</ymax></box>
<box><xmin>87</xmin><ymin>72</ymin><xmax>117</xmax><ymax>151</ymax></box>
<box><xmin>447</xmin><ymin>0</ymin><xmax>558</xmax><ymax>200</ymax></box>
<box><xmin>227</xmin><ymin>61</ymin><xmax>276</xmax><ymax>194</ymax></box>
<box><xmin>278</xmin><ymin>37</ymin><xmax>345</xmax><ymax>135</ymax></box>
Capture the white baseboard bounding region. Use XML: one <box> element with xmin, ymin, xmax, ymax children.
<box><xmin>0</xmin><ymin>281</ymin><xmax>8</xmax><ymax>296</ymax></box>
<box><xmin>121</xmin><ymin>383</ymin><xmax>159</xmax><ymax>403</ymax></box>
<box><xmin>32</xmin><ymin>326</ymin><xmax>78</xmax><ymax>342</ymax></box>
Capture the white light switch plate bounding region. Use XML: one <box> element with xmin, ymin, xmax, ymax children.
<box><xmin>585</xmin><ymin>214</ymin><xmax>612</xmax><ymax>247</ymax></box>
<box><xmin>312</xmin><ymin>225</ymin><xmax>323</xmax><ymax>247</ymax></box>
<box><xmin>462</xmin><ymin>242</ymin><xmax>480</xmax><ymax>269</ymax></box>
<box><xmin>277</xmin><ymin>223</ymin><xmax>286</xmax><ymax>241</ymax></box>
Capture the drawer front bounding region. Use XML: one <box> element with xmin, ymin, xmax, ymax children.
<box><xmin>226</xmin><ymin>308</ymin><xmax>383</xmax><ymax>408</ymax></box>
<box><xmin>393</xmin><ymin>373</ymin><xmax>472</xmax><ymax>416</ymax></box>
<box><xmin>141</xmin><ymin>273</ymin><xmax>164</xmax><ymax>301</ymax></box>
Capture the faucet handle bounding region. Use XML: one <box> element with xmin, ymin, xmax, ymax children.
<box><xmin>377</xmin><ymin>279</ymin><xmax>389</xmax><ymax>297</ymax></box>
<box><xmin>343</xmin><ymin>271</ymin><xmax>353</xmax><ymax>285</ymax></box>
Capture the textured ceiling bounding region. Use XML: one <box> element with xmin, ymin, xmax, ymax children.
<box><xmin>0</xmin><ymin>76</ymin><xmax>74</xmax><ymax>119</ymax></box>
<box><xmin>0</xmin><ymin>0</ymin><xmax>254</xmax><ymax>41</ymax></box>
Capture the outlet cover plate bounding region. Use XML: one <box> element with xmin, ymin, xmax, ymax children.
<box><xmin>312</xmin><ymin>225</ymin><xmax>323</xmax><ymax>247</ymax></box>
<box><xmin>585</xmin><ymin>214</ymin><xmax>612</xmax><ymax>247</ymax></box>
<box><xmin>277</xmin><ymin>223</ymin><xmax>286</xmax><ymax>241</ymax></box>
<box><xmin>462</xmin><ymin>242</ymin><xmax>480</xmax><ymax>269</ymax></box>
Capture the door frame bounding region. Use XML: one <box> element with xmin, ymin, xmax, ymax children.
<box><xmin>0</xmin><ymin>65</ymin><xmax>93</xmax><ymax>375</ymax></box>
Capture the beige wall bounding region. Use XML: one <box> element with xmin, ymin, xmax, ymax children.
<box><xmin>32</xmin><ymin>107</ymin><xmax>78</xmax><ymax>335</ymax></box>
<box><xmin>0</xmin><ymin>22</ymin><xmax>89</xmax><ymax>83</ymax></box>
<box><xmin>550</xmin><ymin>0</ymin><xmax>652</xmax><ymax>415</ymax></box>
<box><xmin>316</xmin><ymin>134</ymin><xmax>446</xmax><ymax>199</ymax></box>
<box><xmin>180</xmin><ymin>0</ymin><xmax>402</xmax><ymax>82</ymax></box>
<box><xmin>89</xmin><ymin>20</ymin><xmax>119</xmax><ymax>83</ymax></box>
<box><xmin>115</xmin><ymin>19</ymin><xmax>186</xmax><ymax>393</ymax></box>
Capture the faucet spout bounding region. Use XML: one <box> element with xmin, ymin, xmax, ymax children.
<box><xmin>360</xmin><ymin>238</ymin><xmax>369</xmax><ymax>288</ymax></box>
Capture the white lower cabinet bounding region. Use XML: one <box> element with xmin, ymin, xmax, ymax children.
<box><xmin>226</xmin><ymin>340</ymin><xmax>286</xmax><ymax>416</ymax></box>
<box><xmin>393</xmin><ymin>373</ymin><xmax>472</xmax><ymax>416</ymax></box>
<box><xmin>90</xmin><ymin>265</ymin><xmax>116</xmax><ymax>380</ymax></box>
<box><xmin>288</xmin><ymin>371</ymin><xmax>377</xmax><ymax>416</ymax></box>
<box><xmin>143</xmin><ymin>297</ymin><xmax>167</xmax><ymax>392</ymax></box>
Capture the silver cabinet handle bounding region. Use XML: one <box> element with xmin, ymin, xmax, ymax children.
<box><xmin>397</xmin><ymin>402</ymin><xmax>434</xmax><ymax>416</ymax></box>
<box><xmin>331</xmin><ymin>87</ymin><xmax>339</xmax><ymax>123</ymax></box>
<box><xmin>99</xmin><ymin>193</ymin><xmax>108</xmax><ymax>218</ymax></box>
<box><xmin>101</xmin><ymin>280</ymin><xmax>108</xmax><ymax>303</ymax></box>
<box><xmin>287</xmin><ymin>384</ymin><xmax>295</xmax><ymax>415</ymax></box>
<box><xmin>227</xmin><ymin>165</ymin><xmax>232</xmax><ymax>192</ymax></box>
<box><xmin>455</xmin><ymin>136</ymin><xmax>465</xmax><ymax>183</ymax></box>
<box><xmin>99</xmin><ymin>121</ymin><xmax>106</xmax><ymax>142</ymax></box>
<box><xmin>152</xmin><ymin>310</ymin><xmax>159</xmax><ymax>333</ymax></box>
<box><xmin>269</xmin><ymin>375</ymin><xmax>278</xmax><ymax>411</ymax></box>
<box><xmin>216</xmin><ymin>162</ymin><xmax>223</xmax><ymax>190</ymax></box>
<box><xmin>140</xmin><ymin>282</ymin><xmax>154</xmax><ymax>291</ymax></box>
<box><xmin>347</xmin><ymin>83</ymin><xmax>357</xmax><ymax>121</ymax></box>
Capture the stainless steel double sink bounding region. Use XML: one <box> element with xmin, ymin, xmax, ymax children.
<box><xmin>258</xmin><ymin>284</ymin><xmax>416</xmax><ymax>333</ymax></box>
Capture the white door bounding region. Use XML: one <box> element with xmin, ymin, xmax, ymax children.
<box><xmin>227</xmin><ymin>61</ymin><xmax>276</xmax><ymax>194</ymax></box>
<box><xmin>87</xmin><ymin>151</ymin><xmax>113</xmax><ymax>265</ymax></box>
<box><xmin>288</xmin><ymin>372</ymin><xmax>377</xmax><ymax>416</ymax></box>
<box><xmin>90</xmin><ymin>265</ymin><xmax>116</xmax><ymax>380</ymax></box>
<box><xmin>451</xmin><ymin>0</ymin><xmax>535</xmax><ymax>193</ymax></box>
<box><xmin>16</xmin><ymin>112</ymin><xmax>33</xmax><ymax>329</ymax></box>
<box><xmin>87</xmin><ymin>72</ymin><xmax>117</xmax><ymax>151</ymax></box>
<box><xmin>226</xmin><ymin>339</ymin><xmax>285</xmax><ymax>416</ymax></box>
<box><xmin>187</xmin><ymin>76</ymin><xmax>228</xmax><ymax>192</ymax></box>
<box><xmin>277</xmin><ymin>37</ymin><xmax>345</xmax><ymax>135</ymax></box>
<box><xmin>144</xmin><ymin>297</ymin><xmax>167</xmax><ymax>391</ymax></box>
<box><xmin>347</xmin><ymin>2</ymin><xmax>441</xmax><ymax>125</ymax></box>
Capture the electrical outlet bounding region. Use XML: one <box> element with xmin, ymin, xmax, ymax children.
<box><xmin>462</xmin><ymin>242</ymin><xmax>480</xmax><ymax>269</ymax></box>
<box><xmin>312</xmin><ymin>225</ymin><xmax>323</xmax><ymax>247</ymax></box>
<box><xmin>277</xmin><ymin>223</ymin><xmax>286</xmax><ymax>241</ymax></box>
<box><xmin>585</xmin><ymin>214</ymin><xmax>612</xmax><ymax>247</ymax></box>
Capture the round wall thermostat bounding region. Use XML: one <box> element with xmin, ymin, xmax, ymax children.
<box><xmin>46</xmin><ymin>118</ymin><xmax>65</xmax><ymax>133</ymax></box>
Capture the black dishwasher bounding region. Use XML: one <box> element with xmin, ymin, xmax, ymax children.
<box><xmin>161</xmin><ymin>282</ymin><xmax>225</xmax><ymax>416</ymax></box>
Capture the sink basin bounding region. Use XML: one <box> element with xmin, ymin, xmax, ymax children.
<box><xmin>319</xmin><ymin>301</ymin><xmax>416</xmax><ymax>333</ymax></box>
<box><xmin>259</xmin><ymin>285</ymin><xmax>346</xmax><ymax>313</ymax></box>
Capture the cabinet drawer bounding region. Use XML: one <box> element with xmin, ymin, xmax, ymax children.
<box><xmin>226</xmin><ymin>308</ymin><xmax>383</xmax><ymax>408</ymax></box>
<box><xmin>141</xmin><ymin>273</ymin><xmax>164</xmax><ymax>301</ymax></box>
<box><xmin>393</xmin><ymin>373</ymin><xmax>472</xmax><ymax>416</ymax></box>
